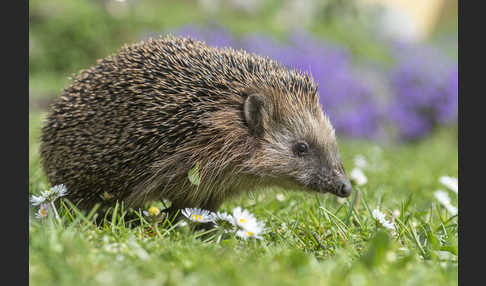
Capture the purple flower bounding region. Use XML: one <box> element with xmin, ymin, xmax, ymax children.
<box><xmin>151</xmin><ymin>25</ymin><xmax>457</xmax><ymax>141</ymax></box>
<box><xmin>387</xmin><ymin>42</ymin><xmax>458</xmax><ymax>140</ymax></box>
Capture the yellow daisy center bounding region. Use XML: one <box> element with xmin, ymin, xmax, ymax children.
<box><xmin>148</xmin><ymin>206</ymin><xmax>160</xmax><ymax>216</ymax></box>
<box><xmin>192</xmin><ymin>214</ymin><xmax>202</xmax><ymax>221</ymax></box>
<box><xmin>239</xmin><ymin>218</ymin><xmax>246</xmax><ymax>223</ymax></box>
<box><xmin>247</xmin><ymin>231</ymin><xmax>254</xmax><ymax>237</ymax></box>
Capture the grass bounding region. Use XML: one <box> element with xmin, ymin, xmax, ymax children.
<box><xmin>29</xmin><ymin>112</ymin><xmax>458</xmax><ymax>286</ymax></box>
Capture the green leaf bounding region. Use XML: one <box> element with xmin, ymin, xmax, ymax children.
<box><xmin>188</xmin><ymin>162</ymin><xmax>200</xmax><ymax>186</ymax></box>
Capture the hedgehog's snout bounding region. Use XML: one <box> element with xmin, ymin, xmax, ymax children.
<box><xmin>334</xmin><ymin>177</ymin><xmax>352</xmax><ymax>197</ymax></box>
<box><xmin>309</xmin><ymin>168</ymin><xmax>353</xmax><ymax>198</ymax></box>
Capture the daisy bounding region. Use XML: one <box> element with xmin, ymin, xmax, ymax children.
<box><xmin>30</xmin><ymin>194</ymin><xmax>46</xmax><ymax>206</ymax></box>
<box><xmin>235</xmin><ymin>220</ymin><xmax>265</xmax><ymax>240</ymax></box>
<box><xmin>350</xmin><ymin>168</ymin><xmax>367</xmax><ymax>186</ymax></box>
<box><xmin>213</xmin><ymin>212</ymin><xmax>236</xmax><ymax>231</ymax></box>
<box><xmin>434</xmin><ymin>190</ymin><xmax>458</xmax><ymax>216</ymax></box>
<box><xmin>354</xmin><ymin>155</ymin><xmax>368</xmax><ymax>169</ymax></box>
<box><xmin>181</xmin><ymin>208</ymin><xmax>215</xmax><ymax>223</ymax></box>
<box><xmin>439</xmin><ymin>176</ymin><xmax>458</xmax><ymax>194</ymax></box>
<box><xmin>213</xmin><ymin>211</ymin><xmax>234</xmax><ymax>224</ymax></box>
<box><xmin>35</xmin><ymin>204</ymin><xmax>50</xmax><ymax>219</ymax></box>
<box><xmin>232</xmin><ymin>207</ymin><xmax>258</xmax><ymax>229</ymax></box>
<box><xmin>30</xmin><ymin>184</ymin><xmax>68</xmax><ymax>205</ymax></box>
<box><xmin>336</xmin><ymin>197</ymin><xmax>347</xmax><ymax>204</ymax></box>
<box><xmin>143</xmin><ymin>206</ymin><xmax>161</xmax><ymax>217</ymax></box>
<box><xmin>50</xmin><ymin>184</ymin><xmax>68</xmax><ymax>197</ymax></box>
<box><xmin>372</xmin><ymin>209</ymin><xmax>395</xmax><ymax>231</ymax></box>
<box><xmin>276</xmin><ymin>193</ymin><xmax>285</xmax><ymax>201</ymax></box>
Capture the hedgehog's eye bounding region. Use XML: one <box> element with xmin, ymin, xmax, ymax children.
<box><xmin>294</xmin><ymin>142</ymin><xmax>309</xmax><ymax>156</ymax></box>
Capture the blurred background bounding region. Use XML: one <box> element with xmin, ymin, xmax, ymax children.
<box><xmin>29</xmin><ymin>0</ymin><xmax>458</xmax><ymax>143</ymax></box>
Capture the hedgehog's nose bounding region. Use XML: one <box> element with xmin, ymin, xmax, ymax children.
<box><xmin>336</xmin><ymin>178</ymin><xmax>353</xmax><ymax>197</ymax></box>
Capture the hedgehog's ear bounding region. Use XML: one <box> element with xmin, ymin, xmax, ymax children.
<box><xmin>244</xmin><ymin>93</ymin><xmax>268</xmax><ymax>137</ymax></box>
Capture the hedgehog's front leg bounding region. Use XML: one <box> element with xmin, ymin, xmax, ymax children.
<box><xmin>200</xmin><ymin>195</ymin><xmax>224</xmax><ymax>213</ymax></box>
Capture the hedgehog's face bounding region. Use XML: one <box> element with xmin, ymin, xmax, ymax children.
<box><xmin>244</xmin><ymin>93</ymin><xmax>352</xmax><ymax>198</ymax></box>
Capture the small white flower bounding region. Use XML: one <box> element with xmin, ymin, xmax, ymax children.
<box><xmin>434</xmin><ymin>190</ymin><xmax>458</xmax><ymax>216</ymax></box>
<box><xmin>50</xmin><ymin>184</ymin><xmax>68</xmax><ymax>197</ymax></box>
<box><xmin>235</xmin><ymin>220</ymin><xmax>265</xmax><ymax>240</ymax></box>
<box><xmin>35</xmin><ymin>204</ymin><xmax>50</xmax><ymax>219</ymax></box>
<box><xmin>276</xmin><ymin>193</ymin><xmax>285</xmax><ymax>201</ymax></box>
<box><xmin>213</xmin><ymin>212</ymin><xmax>234</xmax><ymax>224</ymax></box>
<box><xmin>336</xmin><ymin>197</ymin><xmax>347</xmax><ymax>204</ymax></box>
<box><xmin>231</xmin><ymin>207</ymin><xmax>266</xmax><ymax>240</ymax></box>
<box><xmin>30</xmin><ymin>194</ymin><xmax>45</xmax><ymax>206</ymax></box>
<box><xmin>213</xmin><ymin>212</ymin><xmax>235</xmax><ymax>231</ymax></box>
<box><xmin>350</xmin><ymin>168</ymin><xmax>367</xmax><ymax>186</ymax></box>
<box><xmin>30</xmin><ymin>184</ymin><xmax>68</xmax><ymax>206</ymax></box>
<box><xmin>354</xmin><ymin>155</ymin><xmax>368</xmax><ymax>169</ymax></box>
<box><xmin>181</xmin><ymin>208</ymin><xmax>215</xmax><ymax>223</ymax></box>
<box><xmin>372</xmin><ymin>209</ymin><xmax>395</xmax><ymax>231</ymax></box>
<box><xmin>232</xmin><ymin>207</ymin><xmax>258</xmax><ymax>229</ymax></box>
<box><xmin>439</xmin><ymin>176</ymin><xmax>458</xmax><ymax>194</ymax></box>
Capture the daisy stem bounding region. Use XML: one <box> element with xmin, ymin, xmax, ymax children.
<box><xmin>154</xmin><ymin>223</ymin><xmax>163</xmax><ymax>238</ymax></box>
<box><xmin>50</xmin><ymin>201</ymin><xmax>61</xmax><ymax>223</ymax></box>
<box><xmin>216</xmin><ymin>233</ymin><xmax>222</xmax><ymax>244</ymax></box>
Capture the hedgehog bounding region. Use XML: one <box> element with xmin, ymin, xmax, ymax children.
<box><xmin>40</xmin><ymin>35</ymin><xmax>352</xmax><ymax>217</ymax></box>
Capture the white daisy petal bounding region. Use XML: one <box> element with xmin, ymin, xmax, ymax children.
<box><xmin>350</xmin><ymin>168</ymin><xmax>367</xmax><ymax>186</ymax></box>
<box><xmin>354</xmin><ymin>155</ymin><xmax>368</xmax><ymax>169</ymax></box>
<box><xmin>35</xmin><ymin>204</ymin><xmax>50</xmax><ymax>219</ymax></box>
<box><xmin>30</xmin><ymin>195</ymin><xmax>46</xmax><ymax>206</ymax></box>
<box><xmin>181</xmin><ymin>208</ymin><xmax>215</xmax><ymax>223</ymax></box>
<box><xmin>51</xmin><ymin>184</ymin><xmax>68</xmax><ymax>197</ymax></box>
<box><xmin>230</xmin><ymin>207</ymin><xmax>266</xmax><ymax>239</ymax></box>
<box><xmin>439</xmin><ymin>176</ymin><xmax>458</xmax><ymax>194</ymax></box>
<box><xmin>276</xmin><ymin>193</ymin><xmax>285</xmax><ymax>201</ymax></box>
<box><xmin>32</xmin><ymin>184</ymin><xmax>69</xmax><ymax>205</ymax></box>
<box><xmin>235</xmin><ymin>221</ymin><xmax>264</xmax><ymax>240</ymax></box>
<box><xmin>236</xmin><ymin>229</ymin><xmax>263</xmax><ymax>240</ymax></box>
<box><xmin>232</xmin><ymin>207</ymin><xmax>258</xmax><ymax>229</ymax></box>
<box><xmin>213</xmin><ymin>212</ymin><xmax>236</xmax><ymax>231</ymax></box>
<box><xmin>434</xmin><ymin>190</ymin><xmax>458</xmax><ymax>216</ymax></box>
<box><xmin>213</xmin><ymin>212</ymin><xmax>234</xmax><ymax>225</ymax></box>
<box><xmin>372</xmin><ymin>209</ymin><xmax>395</xmax><ymax>231</ymax></box>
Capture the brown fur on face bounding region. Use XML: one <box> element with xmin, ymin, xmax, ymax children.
<box><xmin>239</xmin><ymin>86</ymin><xmax>349</xmax><ymax>197</ymax></box>
<box><xmin>40</xmin><ymin>35</ymin><xmax>351</xmax><ymax>214</ymax></box>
